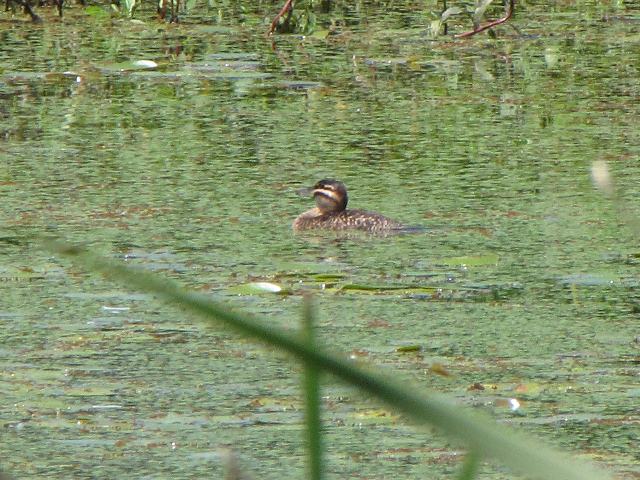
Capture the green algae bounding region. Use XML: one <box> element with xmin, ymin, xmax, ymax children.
<box><xmin>1</xmin><ymin>2</ymin><xmax>639</xmax><ymax>478</ymax></box>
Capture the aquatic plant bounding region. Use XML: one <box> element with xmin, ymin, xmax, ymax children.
<box><xmin>39</xmin><ymin>239</ymin><xmax>612</xmax><ymax>480</ymax></box>
<box><xmin>5</xmin><ymin>0</ymin><xmax>515</xmax><ymax>38</ymax></box>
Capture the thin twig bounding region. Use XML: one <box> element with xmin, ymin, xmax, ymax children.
<box><xmin>268</xmin><ymin>0</ymin><xmax>294</xmax><ymax>35</ymax></box>
<box><xmin>158</xmin><ymin>0</ymin><xmax>166</xmax><ymax>20</ymax></box>
<box><xmin>455</xmin><ymin>0</ymin><xmax>514</xmax><ymax>38</ymax></box>
<box><xmin>11</xmin><ymin>0</ymin><xmax>41</xmax><ymax>21</ymax></box>
<box><xmin>170</xmin><ymin>0</ymin><xmax>179</xmax><ymax>23</ymax></box>
<box><xmin>442</xmin><ymin>0</ymin><xmax>448</xmax><ymax>36</ymax></box>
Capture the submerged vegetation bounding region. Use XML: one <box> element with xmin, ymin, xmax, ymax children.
<box><xmin>43</xmin><ymin>239</ymin><xmax>612</xmax><ymax>480</ymax></box>
<box><xmin>7</xmin><ymin>159</ymin><xmax>626</xmax><ymax>479</ymax></box>
<box><xmin>2</xmin><ymin>0</ymin><xmax>639</xmax><ymax>478</ymax></box>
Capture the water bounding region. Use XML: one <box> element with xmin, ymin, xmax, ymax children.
<box><xmin>1</xmin><ymin>2</ymin><xmax>639</xmax><ymax>478</ymax></box>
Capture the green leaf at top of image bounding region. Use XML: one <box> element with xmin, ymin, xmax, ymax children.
<box><xmin>45</xmin><ymin>239</ymin><xmax>613</xmax><ymax>480</ymax></box>
<box><xmin>437</xmin><ymin>254</ymin><xmax>499</xmax><ymax>267</ymax></box>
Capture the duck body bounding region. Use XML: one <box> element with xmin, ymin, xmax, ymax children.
<box><xmin>293</xmin><ymin>179</ymin><xmax>406</xmax><ymax>233</ymax></box>
<box><xmin>293</xmin><ymin>208</ymin><xmax>404</xmax><ymax>232</ymax></box>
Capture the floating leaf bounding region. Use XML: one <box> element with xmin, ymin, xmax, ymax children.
<box><xmin>396</xmin><ymin>345</ymin><xmax>422</xmax><ymax>353</ymax></box>
<box><xmin>340</xmin><ymin>283</ymin><xmax>403</xmax><ymax>291</ymax></box>
<box><xmin>228</xmin><ymin>282</ymin><xmax>284</xmax><ymax>295</ymax></box>
<box><xmin>132</xmin><ymin>60</ymin><xmax>158</xmax><ymax>69</ymax></box>
<box><xmin>311</xmin><ymin>273</ymin><xmax>345</xmax><ymax>281</ymax></box>
<box><xmin>96</xmin><ymin>60</ymin><xmax>159</xmax><ymax>73</ymax></box>
<box><xmin>557</xmin><ymin>274</ymin><xmax>618</xmax><ymax>286</ymax></box>
<box><xmin>437</xmin><ymin>254</ymin><xmax>499</xmax><ymax>267</ymax></box>
<box><xmin>429</xmin><ymin>363</ymin><xmax>451</xmax><ymax>377</ymax></box>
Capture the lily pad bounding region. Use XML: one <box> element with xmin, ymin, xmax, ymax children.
<box><xmin>437</xmin><ymin>254</ymin><xmax>499</xmax><ymax>267</ymax></box>
<box><xmin>396</xmin><ymin>345</ymin><xmax>422</xmax><ymax>353</ymax></box>
<box><xmin>228</xmin><ymin>282</ymin><xmax>284</xmax><ymax>295</ymax></box>
<box><xmin>311</xmin><ymin>273</ymin><xmax>346</xmax><ymax>281</ymax></box>
<box><xmin>96</xmin><ymin>60</ymin><xmax>159</xmax><ymax>73</ymax></box>
<box><xmin>557</xmin><ymin>273</ymin><xmax>618</xmax><ymax>286</ymax></box>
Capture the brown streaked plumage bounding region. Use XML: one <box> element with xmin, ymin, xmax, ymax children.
<box><xmin>292</xmin><ymin>179</ymin><xmax>405</xmax><ymax>232</ymax></box>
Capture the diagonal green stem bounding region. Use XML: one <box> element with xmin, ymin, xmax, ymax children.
<box><xmin>457</xmin><ymin>449</ymin><xmax>480</xmax><ymax>480</ymax></box>
<box><xmin>302</xmin><ymin>295</ymin><xmax>323</xmax><ymax>480</ymax></box>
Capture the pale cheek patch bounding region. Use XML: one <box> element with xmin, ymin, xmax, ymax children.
<box><xmin>313</xmin><ymin>189</ymin><xmax>339</xmax><ymax>202</ymax></box>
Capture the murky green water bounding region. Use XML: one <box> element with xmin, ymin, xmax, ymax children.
<box><xmin>2</xmin><ymin>2</ymin><xmax>639</xmax><ymax>478</ymax></box>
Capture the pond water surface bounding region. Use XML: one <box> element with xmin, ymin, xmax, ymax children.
<box><xmin>1</xmin><ymin>2</ymin><xmax>639</xmax><ymax>479</ymax></box>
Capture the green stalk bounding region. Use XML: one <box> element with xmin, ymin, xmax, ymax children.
<box><xmin>302</xmin><ymin>295</ymin><xmax>323</xmax><ymax>480</ymax></box>
<box><xmin>457</xmin><ymin>450</ymin><xmax>480</xmax><ymax>480</ymax></box>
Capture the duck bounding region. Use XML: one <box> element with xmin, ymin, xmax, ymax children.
<box><xmin>293</xmin><ymin>179</ymin><xmax>406</xmax><ymax>233</ymax></box>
